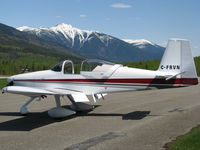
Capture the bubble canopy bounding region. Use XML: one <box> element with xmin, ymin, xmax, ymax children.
<box><xmin>50</xmin><ymin>59</ymin><xmax>118</xmax><ymax>75</ymax></box>
<box><xmin>80</xmin><ymin>59</ymin><xmax>115</xmax><ymax>72</ymax></box>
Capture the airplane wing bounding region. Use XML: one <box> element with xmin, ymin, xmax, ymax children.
<box><xmin>2</xmin><ymin>86</ymin><xmax>85</xmax><ymax>96</ymax></box>
<box><xmin>2</xmin><ymin>86</ymin><xmax>90</xmax><ymax>102</ymax></box>
<box><xmin>2</xmin><ymin>86</ymin><xmax>56</xmax><ymax>96</ymax></box>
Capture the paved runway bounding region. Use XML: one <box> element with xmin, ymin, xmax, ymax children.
<box><xmin>0</xmin><ymin>83</ymin><xmax>200</xmax><ymax>150</ymax></box>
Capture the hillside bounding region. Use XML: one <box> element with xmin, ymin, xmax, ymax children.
<box><xmin>0</xmin><ymin>23</ymin><xmax>84</xmax><ymax>75</ymax></box>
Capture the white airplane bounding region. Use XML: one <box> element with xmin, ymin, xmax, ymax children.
<box><xmin>1</xmin><ymin>39</ymin><xmax>198</xmax><ymax>118</ymax></box>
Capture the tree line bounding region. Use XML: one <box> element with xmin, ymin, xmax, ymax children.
<box><xmin>0</xmin><ymin>51</ymin><xmax>199</xmax><ymax>76</ymax></box>
<box><xmin>121</xmin><ymin>56</ymin><xmax>200</xmax><ymax>76</ymax></box>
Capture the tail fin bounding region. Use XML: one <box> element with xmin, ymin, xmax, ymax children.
<box><xmin>158</xmin><ymin>39</ymin><xmax>198</xmax><ymax>84</ymax></box>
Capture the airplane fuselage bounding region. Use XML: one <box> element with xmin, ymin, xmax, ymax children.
<box><xmin>9</xmin><ymin>66</ymin><xmax>198</xmax><ymax>95</ymax></box>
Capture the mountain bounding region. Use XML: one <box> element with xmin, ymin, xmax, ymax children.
<box><xmin>123</xmin><ymin>39</ymin><xmax>165</xmax><ymax>58</ymax></box>
<box><xmin>0</xmin><ymin>23</ymin><xmax>83</xmax><ymax>62</ymax></box>
<box><xmin>18</xmin><ymin>23</ymin><xmax>165</xmax><ymax>62</ymax></box>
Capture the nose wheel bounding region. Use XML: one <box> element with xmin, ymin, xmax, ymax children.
<box><xmin>20</xmin><ymin>97</ymin><xmax>36</xmax><ymax>115</ymax></box>
<box><xmin>20</xmin><ymin>106</ymin><xmax>29</xmax><ymax>115</ymax></box>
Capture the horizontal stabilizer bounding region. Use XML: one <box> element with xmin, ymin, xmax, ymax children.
<box><xmin>156</xmin><ymin>71</ymin><xmax>186</xmax><ymax>81</ymax></box>
<box><xmin>165</xmin><ymin>72</ymin><xmax>185</xmax><ymax>80</ymax></box>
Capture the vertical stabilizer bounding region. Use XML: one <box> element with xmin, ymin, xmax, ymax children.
<box><xmin>158</xmin><ymin>39</ymin><xmax>197</xmax><ymax>80</ymax></box>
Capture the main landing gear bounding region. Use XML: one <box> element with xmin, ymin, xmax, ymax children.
<box><xmin>48</xmin><ymin>95</ymin><xmax>94</xmax><ymax>118</ymax></box>
<box><xmin>20</xmin><ymin>95</ymin><xmax>94</xmax><ymax>118</ymax></box>
<box><xmin>48</xmin><ymin>95</ymin><xmax>76</xmax><ymax>118</ymax></box>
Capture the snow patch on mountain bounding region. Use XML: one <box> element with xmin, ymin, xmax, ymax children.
<box><xmin>17</xmin><ymin>23</ymin><xmax>96</xmax><ymax>48</ymax></box>
<box><xmin>123</xmin><ymin>39</ymin><xmax>156</xmax><ymax>48</ymax></box>
<box><xmin>18</xmin><ymin>26</ymin><xmax>35</xmax><ymax>31</ymax></box>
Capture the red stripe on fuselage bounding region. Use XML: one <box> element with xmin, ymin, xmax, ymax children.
<box><xmin>14</xmin><ymin>78</ymin><xmax>198</xmax><ymax>85</ymax></box>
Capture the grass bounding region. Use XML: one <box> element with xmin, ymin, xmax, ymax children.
<box><xmin>0</xmin><ymin>78</ymin><xmax>7</xmax><ymax>89</ymax></box>
<box><xmin>165</xmin><ymin>126</ymin><xmax>200</xmax><ymax>150</ymax></box>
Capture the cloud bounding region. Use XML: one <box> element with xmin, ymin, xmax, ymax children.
<box><xmin>192</xmin><ymin>46</ymin><xmax>200</xmax><ymax>56</ymax></box>
<box><xmin>128</xmin><ymin>17</ymin><xmax>141</xmax><ymax>20</ymax></box>
<box><xmin>80</xmin><ymin>14</ymin><xmax>87</xmax><ymax>18</ymax></box>
<box><xmin>159</xmin><ymin>42</ymin><xmax>167</xmax><ymax>47</ymax></box>
<box><xmin>111</xmin><ymin>3</ymin><xmax>132</xmax><ymax>8</ymax></box>
<box><xmin>55</xmin><ymin>16</ymin><xmax>61</xmax><ymax>19</ymax></box>
<box><xmin>105</xmin><ymin>18</ymin><xmax>111</xmax><ymax>21</ymax></box>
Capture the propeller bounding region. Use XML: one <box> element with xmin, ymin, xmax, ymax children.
<box><xmin>6</xmin><ymin>81</ymin><xmax>14</xmax><ymax>86</ymax></box>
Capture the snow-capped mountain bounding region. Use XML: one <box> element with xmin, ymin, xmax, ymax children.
<box><xmin>17</xmin><ymin>23</ymin><xmax>165</xmax><ymax>62</ymax></box>
<box><xmin>18</xmin><ymin>23</ymin><xmax>100</xmax><ymax>50</ymax></box>
<box><xmin>123</xmin><ymin>39</ymin><xmax>165</xmax><ymax>57</ymax></box>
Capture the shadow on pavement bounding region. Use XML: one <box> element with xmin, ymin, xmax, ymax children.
<box><xmin>0</xmin><ymin>111</ymin><xmax>76</xmax><ymax>131</ymax></box>
<box><xmin>77</xmin><ymin>111</ymin><xmax>150</xmax><ymax>120</ymax></box>
<box><xmin>0</xmin><ymin>109</ymin><xmax>150</xmax><ymax>131</ymax></box>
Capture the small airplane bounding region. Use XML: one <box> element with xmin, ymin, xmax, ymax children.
<box><xmin>1</xmin><ymin>39</ymin><xmax>198</xmax><ymax>118</ymax></box>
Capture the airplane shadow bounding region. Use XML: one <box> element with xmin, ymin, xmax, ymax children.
<box><xmin>0</xmin><ymin>107</ymin><xmax>150</xmax><ymax>131</ymax></box>
<box><xmin>77</xmin><ymin>111</ymin><xmax>150</xmax><ymax>120</ymax></box>
<box><xmin>0</xmin><ymin>111</ymin><xmax>74</xmax><ymax>131</ymax></box>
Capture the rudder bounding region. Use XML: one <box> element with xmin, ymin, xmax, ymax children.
<box><xmin>158</xmin><ymin>39</ymin><xmax>198</xmax><ymax>84</ymax></box>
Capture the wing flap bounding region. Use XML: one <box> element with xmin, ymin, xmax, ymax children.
<box><xmin>70</xmin><ymin>93</ymin><xmax>90</xmax><ymax>102</ymax></box>
<box><xmin>49</xmin><ymin>88</ymin><xmax>90</xmax><ymax>102</ymax></box>
<box><xmin>48</xmin><ymin>88</ymin><xmax>83</xmax><ymax>95</ymax></box>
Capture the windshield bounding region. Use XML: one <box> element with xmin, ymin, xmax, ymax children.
<box><xmin>51</xmin><ymin>61</ymin><xmax>63</xmax><ymax>72</ymax></box>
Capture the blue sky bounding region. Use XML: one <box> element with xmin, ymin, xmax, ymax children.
<box><xmin>0</xmin><ymin>0</ymin><xmax>200</xmax><ymax>56</ymax></box>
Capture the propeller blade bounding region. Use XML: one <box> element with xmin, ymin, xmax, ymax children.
<box><xmin>6</xmin><ymin>81</ymin><xmax>14</xmax><ymax>86</ymax></box>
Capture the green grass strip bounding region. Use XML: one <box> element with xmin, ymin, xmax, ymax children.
<box><xmin>165</xmin><ymin>125</ymin><xmax>200</xmax><ymax>150</ymax></box>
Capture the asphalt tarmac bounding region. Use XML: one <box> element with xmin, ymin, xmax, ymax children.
<box><xmin>0</xmin><ymin>83</ymin><xmax>200</xmax><ymax>150</ymax></box>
